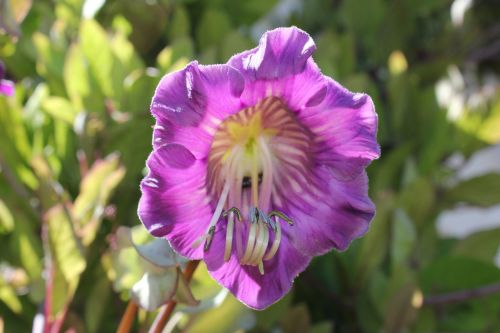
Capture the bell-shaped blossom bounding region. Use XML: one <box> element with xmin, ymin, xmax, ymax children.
<box><xmin>139</xmin><ymin>27</ymin><xmax>380</xmax><ymax>310</ymax></box>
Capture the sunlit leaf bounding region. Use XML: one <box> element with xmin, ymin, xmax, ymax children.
<box><xmin>46</xmin><ymin>205</ymin><xmax>86</xmax><ymax>285</ymax></box>
<box><xmin>0</xmin><ymin>199</ymin><xmax>14</xmax><ymax>233</ymax></box>
<box><xmin>73</xmin><ymin>153</ymin><xmax>125</xmax><ymax>246</ymax></box>
<box><xmin>0</xmin><ymin>276</ymin><xmax>22</xmax><ymax>313</ymax></box>
<box><xmin>80</xmin><ymin>19</ymin><xmax>114</xmax><ymax>97</ymax></box>
<box><xmin>41</xmin><ymin>96</ymin><xmax>78</xmax><ymax>125</ymax></box>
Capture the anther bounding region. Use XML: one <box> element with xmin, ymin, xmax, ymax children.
<box><xmin>249</xmin><ymin>207</ymin><xmax>260</xmax><ymax>224</ymax></box>
<box><xmin>223</xmin><ymin>207</ymin><xmax>242</xmax><ymax>221</ymax></box>
<box><xmin>204</xmin><ymin>226</ymin><xmax>216</xmax><ymax>251</ymax></box>
<box><xmin>269</xmin><ymin>211</ymin><xmax>294</xmax><ymax>226</ymax></box>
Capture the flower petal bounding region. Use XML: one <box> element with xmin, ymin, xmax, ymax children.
<box><xmin>228</xmin><ymin>27</ymin><xmax>327</xmax><ymax>113</ymax></box>
<box><xmin>138</xmin><ymin>143</ymin><xmax>212</xmax><ymax>259</ymax></box>
<box><xmin>151</xmin><ymin>62</ymin><xmax>244</xmax><ymax>128</ymax></box>
<box><xmin>0</xmin><ymin>80</ymin><xmax>14</xmax><ymax>96</ymax></box>
<box><xmin>229</xmin><ymin>27</ymin><xmax>316</xmax><ymax>80</ymax></box>
<box><xmin>284</xmin><ymin>168</ymin><xmax>375</xmax><ymax>256</ymax></box>
<box><xmin>299</xmin><ymin>80</ymin><xmax>380</xmax><ymax>180</ymax></box>
<box><xmin>204</xmin><ymin>223</ymin><xmax>310</xmax><ymax>310</ymax></box>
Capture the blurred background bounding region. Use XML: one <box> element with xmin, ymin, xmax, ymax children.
<box><xmin>1</xmin><ymin>0</ymin><xmax>500</xmax><ymax>332</ymax></box>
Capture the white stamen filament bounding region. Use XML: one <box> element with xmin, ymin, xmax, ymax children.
<box><xmin>241</xmin><ymin>222</ymin><xmax>258</xmax><ymax>264</ymax></box>
<box><xmin>192</xmin><ymin>176</ymin><xmax>230</xmax><ymax>249</ymax></box>
<box><xmin>224</xmin><ymin>213</ymin><xmax>234</xmax><ymax>262</ymax></box>
<box><xmin>208</xmin><ymin>180</ymin><xmax>230</xmax><ymax>230</ymax></box>
<box><xmin>258</xmin><ymin>138</ymin><xmax>273</xmax><ymax>212</ymax></box>
<box><xmin>253</xmin><ymin>222</ymin><xmax>269</xmax><ymax>268</ymax></box>
<box><xmin>264</xmin><ymin>216</ymin><xmax>281</xmax><ymax>261</ymax></box>
<box><xmin>248</xmin><ymin>221</ymin><xmax>266</xmax><ymax>265</ymax></box>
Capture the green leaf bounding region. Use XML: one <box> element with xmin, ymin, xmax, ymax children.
<box><xmin>73</xmin><ymin>153</ymin><xmax>125</xmax><ymax>246</ymax></box>
<box><xmin>0</xmin><ymin>276</ymin><xmax>22</xmax><ymax>314</ymax></box>
<box><xmin>41</xmin><ymin>96</ymin><xmax>78</xmax><ymax>125</ymax></box>
<box><xmin>186</xmin><ymin>294</ymin><xmax>253</xmax><ymax>333</ymax></box>
<box><xmin>32</xmin><ymin>32</ymin><xmax>65</xmax><ymax>94</ymax></box>
<box><xmin>84</xmin><ymin>270</ymin><xmax>111</xmax><ymax>333</ymax></box>
<box><xmin>445</xmin><ymin>173</ymin><xmax>500</xmax><ymax>207</ymax></box>
<box><xmin>420</xmin><ymin>256</ymin><xmax>500</xmax><ymax>292</ymax></box>
<box><xmin>80</xmin><ymin>20</ymin><xmax>114</xmax><ymax>97</ymax></box>
<box><xmin>453</xmin><ymin>228</ymin><xmax>500</xmax><ymax>263</ymax></box>
<box><xmin>0</xmin><ymin>199</ymin><xmax>14</xmax><ymax>233</ymax></box>
<box><xmin>195</xmin><ymin>9</ymin><xmax>231</xmax><ymax>50</ymax></box>
<box><xmin>355</xmin><ymin>193</ymin><xmax>395</xmax><ymax>285</ymax></box>
<box><xmin>47</xmin><ymin>205</ymin><xmax>86</xmax><ymax>285</ymax></box>
<box><xmin>391</xmin><ymin>209</ymin><xmax>416</xmax><ymax>269</ymax></box>
<box><xmin>220</xmin><ymin>31</ymin><xmax>253</xmax><ymax>63</ymax></box>
<box><xmin>121</xmin><ymin>69</ymin><xmax>161</xmax><ymax>113</ymax></box>
<box><xmin>64</xmin><ymin>44</ymin><xmax>91</xmax><ymax>111</ymax></box>
<box><xmin>382</xmin><ymin>266</ymin><xmax>418</xmax><ymax>333</ymax></box>
<box><xmin>168</xmin><ymin>5</ymin><xmax>190</xmax><ymax>40</ymax></box>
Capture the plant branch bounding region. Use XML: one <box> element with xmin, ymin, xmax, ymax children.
<box><xmin>116</xmin><ymin>301</ymin><xmax>139</xmax><ymax>333</ymax></box>
<box><xmin>424</xmin><ymin>282</ymin><xmax>500</xmax><ymax>306</ymax></box>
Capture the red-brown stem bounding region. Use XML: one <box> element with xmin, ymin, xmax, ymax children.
<box><xmin>424</xmin><ymin>282</ymin><xmax>500</xmax><ymax>306</ymax></box>
<box><xmin>149</xmin><ymin>260</ymin><xmax>200</xmax><ymax>333</ymax></box>
<box><xmin>116</xmin><ymin>301</ymin><xmax>139</xmax><ymax>333</ymax></box>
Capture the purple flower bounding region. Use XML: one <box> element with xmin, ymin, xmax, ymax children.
<box><xmin>138</xmin><ymin>27</ymin><xmax>380</xmax><ymax>310</ymax></box>
<box><xmin>0</xmin><ymin>61</ymin><xmax>14</xmax><ymax>96</ymax></box>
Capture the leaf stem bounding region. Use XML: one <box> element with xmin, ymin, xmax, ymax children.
<box><xmin>149</xmin><ymin>260</ymin><xmax>200</xmax><ymax>333</ymax></box>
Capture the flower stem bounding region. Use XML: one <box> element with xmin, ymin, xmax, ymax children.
<box><xmin>149</xmin><ymin>260</ymin><xmax>200</xmax><ymax>333</ymax></box>
<box><xmin>116</xmin><ymin>301</ymin><xmax>138</xmax><ymax>333</ymax></box>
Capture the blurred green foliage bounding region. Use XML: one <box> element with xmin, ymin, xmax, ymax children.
<box><xmin>1</xmin><ymin>0</ymin><xmax>500</xmax><ymax>332</ymax></box>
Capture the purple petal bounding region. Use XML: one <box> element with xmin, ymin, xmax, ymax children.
<box><xmin>299</xmin><ymin>79</ymin><xmax>380</xmax><ymax>180</ymax></box>
<box><xmin>229</xmin><ymin>27</ymin><xmax>316</xmax><ymax>80</ymax></box>
<box><xmin>151</xmin><ymin>62</ymin><xmax>244</xmax><ymax>128</ymax></box>
<box><xmin>283</xmin><ymin>168</ymin><xmax>375</xmax><ymax>256</ymax></box>
<box><xmin>0</xmin><ymin>80</ymin><xmax>14</xmax><ymax>96</ymax></box>
<box><xmin>138</xmin><ymin>143</ymin><xmax>212</xmax><ymax>259</ymax></box>
<box><xmin>204</xmin><ymin>224</ymin><xmax>310</xmax><ymax>310</ymax></box>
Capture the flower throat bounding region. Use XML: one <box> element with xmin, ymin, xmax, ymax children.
<box><xmin>194</xmin><ymin>97</ymin><xmax>312</xmax><ymax>274</ymax></box>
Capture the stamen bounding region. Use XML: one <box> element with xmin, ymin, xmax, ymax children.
<box><xmin>254</xmin><ymin>222</ymin><xmax>270</xmax><ymax>266</ymax></box>
<box><xmin>223</xmin><ymin>207</ymin><xmax>242</xmax><ymax>221</ymax></box>
<box><xmin>204</xmin><ymin>226</ymin><xmax>216</xmax><ymax>251</ymax></box>
<box><xmin>251</xmin><ymin>151</ymin><xmax>260</xmax><ymax>206</ymax></box>
<box><xmin>258</xmin><ymin>138</ymin><xmax>273</xmax><ymax>212</ymax></box>
<box><xmin>269</xmin><ymin>211</ymin><xmax>294</xmax><ymax>226</ymax></box>
<box><xmin>248</xmin><ymin>220</ymin><xmax>266</xmax><ymax>265</ymax></box>
<box><xmin>223</xmin><ymin>207</ymin><xmax>242</xmax><ymax>262</ymax></box>
<box><xmin>264</xmin><ymin>216</ymin><xmax>281</xmax><ymax>261</ymax></box>
<box><xmin>193</xmin><ymin>177</ymin><xmax>231</xmax><ymax>251</ymax></box>
<box><xmin>258</xmin><ymin>261</ymin><xmax>264</xmax><ymax>275</ymax></box>
<box><xmin>208</xmin><ymin>180</ymin><xmax>231</xmax><ymax>230</ymax></box>
<box><xmin>224</xmin><ymin>215</ymin><xmax>234</xmax><ymax>261</ymax></box>
<box><xmin>241</xmin><ymin>219</ymin><xmax>258</xmax><ymax>264</ymax></box>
